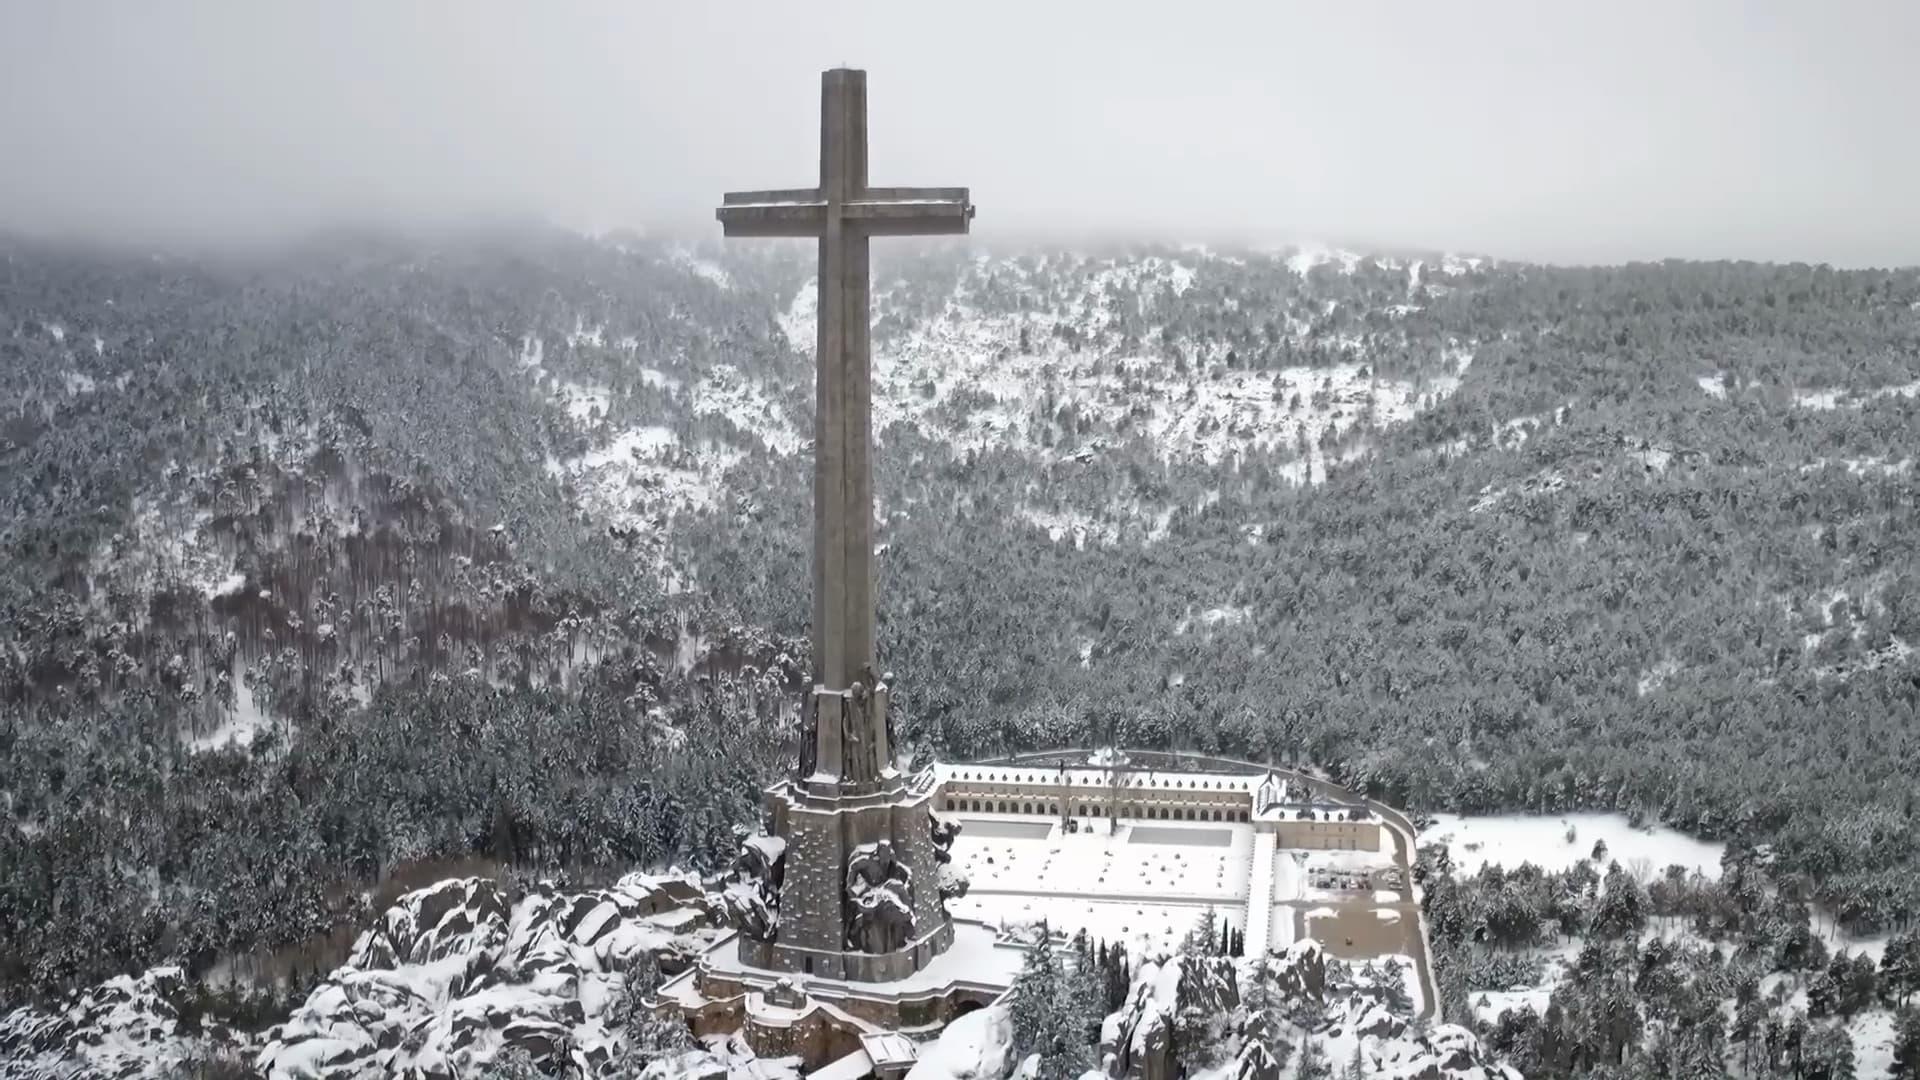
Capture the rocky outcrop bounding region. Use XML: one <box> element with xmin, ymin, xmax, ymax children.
<box><xmin>1090</xmin><ymin>943</ymin><xmax>1519</xmax><ymax>1080</ymax></box>
<box><xmin>256</xmin><ymin>873</ymin><xmax>722</xmax><ymax>1079</ymax></box>
<box><xmin>0</xmin><ymin>871</ymin><xmax>790</xmax><ymax>1080</ymax></box>
<box><xmin>1266</xmin><ymin>939</ymin><xmax>1330</xmax><ymax>1004</ymax></box>
<box><xmin>348</xmin><ymin>877</ymin><xmax>510</xmax><ymax>971</ymax></box>
<box><xmin>1099</xmin><ymin>953</ymin><xmax>1237</xmax><ymax>1080</ymax></box>
<box><xmin>1349</xmin><ymin>1021</ymin><xmax>1520</xmax><ymax>1080</ymax></box>
<box><xmin>903</xmin><ymin>1003</ymin><xmax>1015</xmax><ymax>1080</ymax></box>
<box><xmin>0</xmin><ymin>966</ymin><xmax>256</xmax><ymax>1079</ymax></box>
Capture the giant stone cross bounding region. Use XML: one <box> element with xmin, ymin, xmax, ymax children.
<box><xmin>718</xmin><ymin>69</ymin><xmax>972</xmax><ymax>795</ymax></box>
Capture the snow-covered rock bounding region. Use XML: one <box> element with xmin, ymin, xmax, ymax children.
<box><xmin>0</xmin><ymin>965</ymin><xmax>257</xmax><ymax>1079</ymax></box>
<box><xmin>256</xmin><ymin>875</ymin><xmax>723</xmax><ymax>1079</ymax></box>
<box><xmin>904</xmin><ymin>1002</ymin><xmax>1016</xmax><ymax>1080</ymax></box>
<box><xmin>1100</xmin><ymin>953</ymin><xmax>1237</xmax><ymax>1080</ymax></box>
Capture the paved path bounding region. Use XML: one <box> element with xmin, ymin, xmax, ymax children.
<box><xmin>1243</xmin><ymin>832</ymin><xmax>1277</xmax><ymax>956</ymax></box>
<box><xmin>961</xmin><ymin>886</ymin><xmax>1244</xmax><ymax>906</ymax></box>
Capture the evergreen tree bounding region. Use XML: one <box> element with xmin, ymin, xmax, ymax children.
<box><xmin>1184</xmin><ymin>908</ymin><xmax>1220</xmax><ymax>957</ymax></box>
<box><xmin>1886</xmin><ymin>933</ymin><xmax>1920</xmax><ymax>1007</ymax></box>
<box><xmin>1593</xmin><ymin>862</ymin><xmax>1648</xmax><ymax>940</ymax></box>
<box><xmin>1011</xmin><ymin>927</ymin><xmax>1064</xmax><ymax>1064</ymax></box>
<box><xmin>482</xmin><ymin>1047</ymin><xmax>544</xmax><ymax>1080</ymax></box>
<box><xmin>1293</xmin><ymin>1036</ymin><xmax>1333</xmax><ymax>1080</ymax></box>
<box><xmin>1803</xmin><ymin>1023</ymin><xmax>1856</xmax><ymax>1080</ymax></box>
<box><xmin>1010</xmin><ymin>924</ymin><xmax>1098</xmax><ymax>1080</ymax></box>
<box><xmin>1891</xmin><ymin>1008</ymin><xmax>1920</xmax><ymax>1080</ymax></box>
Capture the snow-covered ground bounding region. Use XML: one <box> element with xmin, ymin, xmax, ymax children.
<box><xmin>946</xmin><ymin>815</ymin><xmax>1252</xmax><ymax>958</ymax></box>
<box><xmin>1851</xmin><ymin>1008</ymin><xmax>1900</xmax><ymax>1080</ymax></box>
<box><xmin>1419</xmin><ymin>812</ymin><xmax>1726</xmax><ymax>879</ymax></box>
<box><xmin>3</xmin><ymin>874</ymin><xmax>759</xmax><ymax>1080</ymax></box>
<box><xmin>1793</xmin><ymin>378</ymin><xmax>1920</xmax><ymax>409</ymax></box>
<box><xmin>691</xmin><ymin>364</ymin><xmax>803</xmax><ymax>454</ymax></box>
<box><xmin>186</xmin><ymin>661</ymin><xmax>270</xmax><ymax>753</ymax></box>
<box><xmin>257</xmin><ymin>875</ymin><xmax>728</xmax><ymax>1078</ymax></box>
<box><xmin>781</xmin><ymin>253</ymin><xmax>1477</xmax><ymax>478</ymax></box>
<box><xmin>1800</xmin><ymin>455</ymin><xmax>1913</xmax><ymax>477</ymax></box>
<box><xmin>1635</xmin><ymin>658</ymin><xmax>1683</xmax><ymax>696</ymax></box>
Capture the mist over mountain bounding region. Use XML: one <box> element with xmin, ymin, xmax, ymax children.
<box><xmin>6</xmin><ymin>2</ymin><xmax>1920</xmax><ymax>264</ymax></box>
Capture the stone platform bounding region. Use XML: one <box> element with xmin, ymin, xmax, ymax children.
<box><xmin>656</xmin><ymin>921</ymin><xmax>1021</xmax><ymax>1067</ymax></box>
<box><xmin>758</xmin><ymin>770</ymin><xmax>954</xmax><ymax>982</ymax></box>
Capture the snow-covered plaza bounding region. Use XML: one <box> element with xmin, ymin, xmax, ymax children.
<box><xmin>931</xmin><ymin>752</ymin><xmax>1429</xmax><ymax>996</ymax></box>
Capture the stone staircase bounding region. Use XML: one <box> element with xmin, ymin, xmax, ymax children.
<box><xmin>1242</xmin><ymin>831</ymin><xmax>1277</xmax><ymax>957</ymax></box>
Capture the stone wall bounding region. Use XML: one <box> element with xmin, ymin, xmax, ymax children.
<box><xmin>763</xmin><ymin>779</ymin><xmax>953</xmax><ymax>979</ymax></box>
<box><xmin>1273</xmin><ymin>819</ymin><xmax>1380</xmax><ymax>851</ymax></box>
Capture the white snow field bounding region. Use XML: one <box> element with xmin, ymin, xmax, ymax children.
<box><xmin>945</xmin><ymin>815</ymin><xmax>1253</xmax><ymax>958</ymax></box>
<box><xmin>787</xmin><ymin>251</ymin><xmax>1476</xmax><ymax>475</ymax></box>
<box><xmin>1419</xmin><ymin>812</ymin><xmax>1727</xmax><ymax>879</ymax></box>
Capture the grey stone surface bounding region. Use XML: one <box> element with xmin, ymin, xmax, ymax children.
<box><xmin>716</xmin><ymin>68</ymin><xmax>970</xmax><ymax>785</ymax></box>
<box><xmin>715</xmin><ymin>68</ymin><xmax>972</xmax><ymax>981</ymax></box>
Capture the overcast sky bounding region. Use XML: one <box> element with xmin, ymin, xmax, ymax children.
<box><xmin>3</xmin><ymin>1</ymin><xmax>1917</xmax><ymax>265</ymax></box>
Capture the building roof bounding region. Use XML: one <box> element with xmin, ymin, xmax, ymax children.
<box><xmin>808</xmin><ymin>1049</ymin><xmax>876</xmax><ymax>1080</ymax></box>
<box><xmin>933</xmin><ymin>761</ymin><xmax>1260</xmax><ymax>793</ymax></box>
<box><xmin>860</xmin><ymin>1032</ymin><xmax>920</xmax><ymax>1068</ymax></box>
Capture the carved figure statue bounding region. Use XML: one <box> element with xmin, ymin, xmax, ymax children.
<box><xmin>928</xmin><ymin>811</ymin><xmax>962</xmax><ymax>862</ymax></box>
<box><xmin>880</xmin><ymin>669</ymin><xmax>897</xmax><ymax>764</ymax></box>
<box><xmin>844</xmin><ymin>840</ymin><xmax>917</xmax><ymax>952</ymax></box>
<box><xmin>725</xmin><ymin>831</ymin><xmax>786</xmax><ymax>943</ymax></box>
<box><xmin>927</xmin><ymin>812</ymin><xmax>968</xmax><ymax>915</ymax></box>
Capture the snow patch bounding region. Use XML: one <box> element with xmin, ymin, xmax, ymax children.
<box><xmin>779</xmin><ymin>279</ymin><xmax>818</xmax><ymax>354</ymax></box>
<box><xmin>903</xmin><ymin>1002</ymin><xmax>1014</xmax><ymax>1080</ymax></box>
<box><xmin>692</xmin><ymin>364</ymin><xmax>803</xmax><ymax>455</ymax></box>
<box><xmin>1420</xmin><ymin>812</ymin><xmax>1725</xmax><ymax>880</ymax></box>
<box><xmin>672</xmin><ymin>247</ymin><xmax>734</xmax><ymax>290</ymax></box>
<box><xmin>1792</xmin><ymin>379</ymin><xmax>1920</xmax><ymax>410</ymax></box>
<box><xmin>1635</xmin><ymin>659</ymin><xmax>1682</xmax><ymax>696</ymax></box>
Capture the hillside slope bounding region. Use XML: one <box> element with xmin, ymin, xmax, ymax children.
<box><xmin>2</xmin><ymin>230</ymin><xmax>1918</xmax><ymax>1001</ymax></box>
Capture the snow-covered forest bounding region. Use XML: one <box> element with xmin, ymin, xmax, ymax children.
<box><xmin>4</xmin><ymin>227</ymin><xmax>1920</xmax><ymax>1077</ymax></box>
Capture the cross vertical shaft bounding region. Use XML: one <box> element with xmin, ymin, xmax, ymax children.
<box><xmin>714</xmin><ymin>65</ymin><xmax>975</xmax><ymax>983</ymax></box>
<box><xmin>717</xmin><ymin>68</ymin><xmax>973</xmax><ymax>796</ymax></box>
<box><xmin>816</xmin><ymin>68</ymin><xmax>873</xmax><ymax>700</ymax></box>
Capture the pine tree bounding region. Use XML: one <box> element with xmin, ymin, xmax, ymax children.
<box><xmin>1105</xmin><ymin>941</ymin><xmax>1131</xmax><ymax>1013</ymax></box>
<box><xmin>1293</xmin><ymin>1036</ymin><xmax>1333</xmax><ymax>1080</ymax></box>
<box><xmin>1010</xmin><ymin>924</ymin><xmax>1099</xmax><ymax>1080</ymax></box>
<box><xmin>1184</xmin><ymin>907</ymin><xmax>1219</xmax><ymax>956</ymax></box>
<box><xmin>1885</xmin><ymin>933</ymin><xmax>1920</xmax><ymax>1007</ymax></box>
<box><xmin>483</xmin><ymin>1047</ymin><xmax>544</xmax><ymax>1080</ymax></box>
<box><xmin>1011</xmin><ymin>928</ymin><xmax>1064</xmax><ymax>1063</ymax></box>
<box><xmin>1891</xmin><ymin>1008</ymin><xmax>1920</xmax><ymax>1080</ymax></box>
<box><xmin>1062</xmin><ymin>929</ymin><xmax>1104</xmax><ymax>1060</ymax></box>
<box><xmin>1341</xmin><ymin>1042</ymin><xmax>1366</xmax><ymax>1080</ymax></box>
<box><xmin>1803</xmin><ymin>1023</ymin><xmax>1856</xmax><ymax>1080</ymax></box>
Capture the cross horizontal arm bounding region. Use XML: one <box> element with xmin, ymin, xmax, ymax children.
<box><xmin>842</xmin><ymin>195</ymin><xmax>972</xmax><ymax>236</ymax></box>
<box><xmin>861</xmin><ymin>187</ymin><xmax>968</xmax><ymax>203</ymax></box>
<box><xmin>715</xmin><ymin>186</ymin><xmax>972</xmax><ymax>237</ymax></box>
<box><xmin>717</xmin><ymin>200</ymin><xmax>827</xmax><ymax>237</ymax></box>
<box><xmin>722</xmin><ymin>188</ymin><xmax>823</xmax><ymax>206</ymax></box>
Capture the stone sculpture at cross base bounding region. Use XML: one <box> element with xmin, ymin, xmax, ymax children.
<box><xmin>715</xmin><ymin>67</ymin><xmax>974</xmax><ymax>983</ymax></box>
